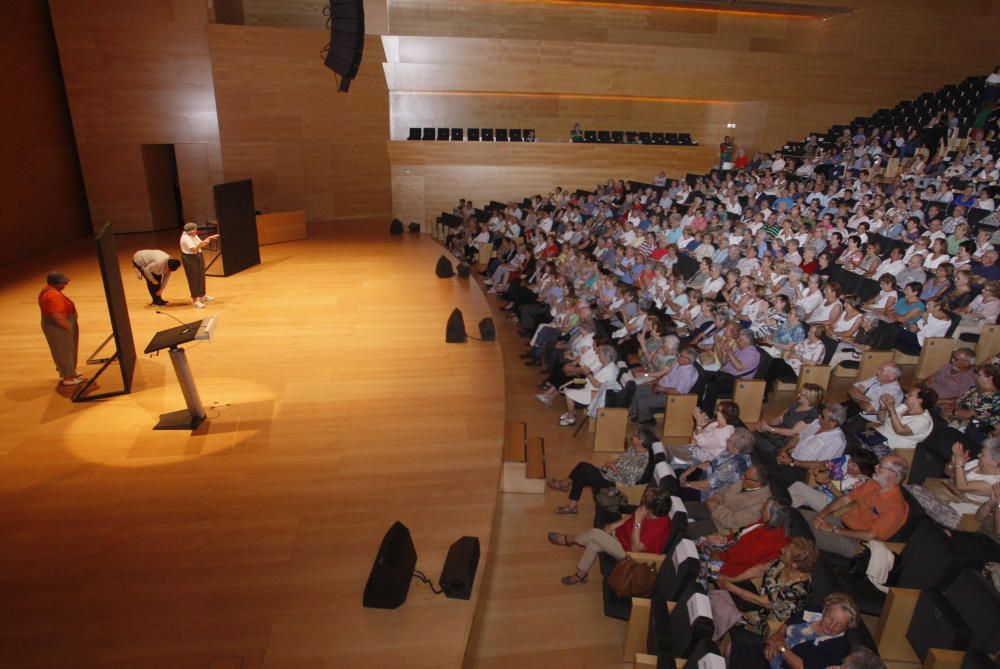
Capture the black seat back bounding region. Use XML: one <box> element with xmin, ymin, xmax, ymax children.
<box><xmin>943</xmin><ymin>569</ymin><xmax>1000</xmax><ymax>653</ymax></box>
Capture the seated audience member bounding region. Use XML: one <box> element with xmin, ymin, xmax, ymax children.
<box><xmin>629</xmin><ymin>346</ymin><xmax>699</xmax><ymax>424</ymax></box>
<box><xmin>697</xmin><ymin>498</ymin><xmax>791</xmax><ymax>582</ymax></box>
<box><xmin>858</xmin><ymin>386</ymin><xmax>937</xmax><ymax>458</ymax></box>
<box><xmin>945</xmin><ymin>481</ymin><xmax>1000</xmax><ymax>569</ymax></box>
<box><xmin>887</xmin><ymin>281</ymin><xmax>926</xmax><ymax>327</ymax></box>
<box><xmin>862</xmin><ymin>274</ymin><xmax>898</xmax><ymax>318</ymax></box>
<box><xmin>710</xmin><ymin>537</ymin><xmax>819</xmax><ymax>641</ymax></box>
<box><xmin>534</xmin><ymin>345</ymin><xmax>618</xmax><ymax>427</ymax></box>
<box><xmin>686</xmin><ymin>464</ymin><xmax>773</xmax><ymax>538</ymax></box>
<box><xmin>730</xmin><ymin>593</ymin><xmax>861</xmax><ymax>669</ymax></box>
<box><xmin>765</xmin><ymin>404</ymin><xmax>849</xmax><ymax>487</ymax></box>
<box><xmin>828</xmin><ymin>313</ymin><xmax>896</xmax><ymax>368</ymax></box>
<box><xmin>546</xmin><ymin>426</ymin><xmax>656</xmax><ymax>515</ymax></box>
<box><xmin>666</xmin><ymin>400</ymin><xmax>741</xmax><ymax>464</ymax></box>
<box><xmin>800</xmin><ymin>455</ymin><xmax>910</xmax><ymax>557</ymax></box>
<box><xmin>766</xmin><ymin>324</ymin><xmax>827</xmax><ymax>387</ymax></box>
<box><xmin>678</xmin><ymin>427</ymin><xmax>754</xmax><ymax>501</ymax></box>
<box><xmin>954</xmin><ymin>280</ymin><xmax>1000</xmax><ymax>337</ymax></box>
<box><xmin>842</xmin><ymin>362</ymin><xmax>904</xmax><ymax>430</ymax></box>
<box><xmin>700</xmin><ymin>329</ymin><xmax>761</xmax><ymax>412</ymax></box>
<box><xmin>926</xmin><ymin>347</ymin><xmax>977</xmax><ymax>404</ymax></box>
<box><xmin>787</xmin><ymin>449</ymin><xmax>879</xmax><ymax>512</ymax></box>
<box><xmin>894</xmin><ymin>298</ymin><xmax>951</xmax><ymax>352</ymax></box>
<box><xmin>940</xmin><ymin>363</ymin><xmax>1000</xmax><ymax>444</ymax></box>
<box><xmin>930</xmin><ymin>440</ymin><xmax>1000</xmax><ymax>523</ymax></box>
<box><xmin>753</xmin><ymin>384</ymin><xmax>824</xmax><ymax>454</ymax></box>
<box><xmin>546</xmin><ymin>486</ymin><xmax>672</xmax><ymax>585</ymax></box>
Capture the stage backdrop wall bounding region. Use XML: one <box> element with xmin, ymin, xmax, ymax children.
<box><xmin>0</xmin><ymin>0</ymin><xmax>89</xmax><ymax>266</ymax></box>
<box><xmin>49</xmin><ymin>0</ymin><xmax>225</xmax><ymax>234</ymax></box>
<box><xmin>207</xmin><ymin>26</ymin><xmax>392</xmax><ymax>224</ymax></box>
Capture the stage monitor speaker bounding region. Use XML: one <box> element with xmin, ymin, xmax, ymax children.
<box><xmin>446</xmin><ymin>308</ymin><xmax>467</xmax><ymax>343</ymax></box>
<box><xmin>363</xmin><ymin>521</ymin><xmax>417</xmax><ymax>609</ymax></box>
<box><xmin>390</xmin><ymin>219</ymin><xmax>403</xmax><ymax>235</ymax></box>
<box><xmin>456</xmin><ymin>263</ymin><xmax>470</xmax><ymax>278</ymax></box>
<box><xmin>435</xmin><ymin>255</ymin><xmax>454</xmax><ymax>278</ymax></box>
<box><xmin>439</xmin><ymin>536</ymin><xmax>480</xmax><ymax>600</ymax></box>
<box><xmin>407</xmin><ymin>222</ymin><xmax>420</xmax><ymax>233</ymax></box>
<box><xmin>324</xmin><ymin>0</ymin><xmax>365</xmax><ymax>92</ymax></box>
<box><xmin>478</xmin><ymin>317</ymin><xmax>496</xmax><ymax>341</ymax></box>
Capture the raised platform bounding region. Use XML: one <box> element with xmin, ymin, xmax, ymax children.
<box><xmin>0</xmin><ymin>224</ymin><xmax>505</xmax><ymax>668</ymax></box>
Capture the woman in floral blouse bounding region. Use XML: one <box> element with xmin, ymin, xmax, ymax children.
<box><xmin>942</xmin><ymin>364</ymin><xmax>1000</xmax><ymax>445</ymax></box>
<box><xmin>547</xmin><ymin>426</ymin><xmax>655</xmax><ymax>515</ymax></box>
<box><xmin>710</xmin><ymin>537</ymin><xmax>819</xmax><ymax>640</ymax></box>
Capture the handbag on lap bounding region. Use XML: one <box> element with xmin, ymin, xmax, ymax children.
<box><xmin>607</xmin><ymin>555</ymin><xmax>657</xmax><ymax>597</ymax></box>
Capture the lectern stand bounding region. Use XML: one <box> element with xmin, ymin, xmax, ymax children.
<box><xmin>144</xmin><ymin>318</ymin><xmax>217</xmax><ymax>431</ymax></box>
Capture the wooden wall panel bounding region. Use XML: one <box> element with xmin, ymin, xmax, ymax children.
<box><xmin>384</xmin><ymin>2</ymin><xmax>1000</xmax><ymax>159</ymax></box>
<box><xmin>238</xmin><ymin>0</ymin><xmax>388</xmax><ymax>34</ymax></box>
<box><xmin>208</xmin><ymin>25</ymin><xmax>391</xmax><ymax>223</ymax></box>
<box><xmin>173</xmin><ymin>142</ymin><xmax>216</xmax><ymax>224</ymax></box>
<box><xmin>50</xmin><ymin>0</ymin><xmax>225</xmax><ymax>233</ymax></box>
<box><xmin>388</xmin><ymin>142</ymin><xmax>715</xmax><ymax>228</ymax></box>
<box><xmin>0</xmin><ymin>0</ymin><xmax>89</xmax><ymax>266</ymax></box>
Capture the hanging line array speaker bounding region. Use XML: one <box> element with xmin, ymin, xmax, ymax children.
<box><xmin>324</xmin><ymin>0</ymin><xmax>364</xmax><ymax>92</ymax></box>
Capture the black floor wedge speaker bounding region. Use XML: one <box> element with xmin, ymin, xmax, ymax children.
<box><xmin>390</xmin><ymin>219</ymin><xmax>403</xmax><ymax>235</ymax></box>
<box><xmin>478</xmin><ymin>317</ymin><xmax>496</xmax><ymax>341</ymax></box>
<box><xmin>439</xmin><ymin>536</ymin><xmax>480</xmax><ymax>600</ymax></box>
<box><xmin>435</xmin><ymin>255</ymin><xmax>455</xmax><ymax>278</ymax></box>
<box><xmin>363</xmin><ymin>521</ymin><xmax>417</xmax><ymax>609</ymax></box>
<box><xmin>446</xmin><ymin>308</ymin><xmax>467</xmax><ymax>343</ymax></box>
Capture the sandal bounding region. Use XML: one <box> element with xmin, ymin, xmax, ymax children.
<box><xmin>547</xmin><ymin>532</ymin><xmax>574</xmax><ymax>546</ymax></box>
<box><xmin>554</xmin><ymin>505</ymin><xmax>578</xmax><ymax>515</ymax></box>
<box><xmin>546</xmin><ymin>478</ymin><xmax>570</xmax><ymax>492</ymax></box>
<box><xmin>560</xmin><ymin>572</ymin><xmax>589</xmax><ymax>586</ymax></box>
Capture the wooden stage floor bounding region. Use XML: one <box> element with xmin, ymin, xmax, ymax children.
<box><xmin>0</xmin><ymin>225</ymin><xmax>505</xmax><ymax>668</ymax></box>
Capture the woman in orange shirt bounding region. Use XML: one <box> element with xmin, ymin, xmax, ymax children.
<box><xmin>38</xmin><ymin>271</ymin><xmax>82</xmax><ymax>386</ymax></box>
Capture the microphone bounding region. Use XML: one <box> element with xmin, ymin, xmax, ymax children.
<box><xmin>156</xmin><ymin>310</ymin><xmax>188</xmax><ymax>326</ymax></box>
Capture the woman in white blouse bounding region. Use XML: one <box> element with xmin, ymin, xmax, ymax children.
<box><xmin>863</xmin><ymin>274</ymin><xmax>898</xmax><ymax>318</ymax></box>
<box><xmin>923</xmin><ymin>238</ymin><xmax>952</xmax><ymax>270</ymax></box>
<box><xmin>665</xmin><ymin>400</ymin><xmax>741</xmax><ymax>464</ymax></box>
<box><xmin>808</xmin><ymin>283</ymin><xmax>844</xmax><ymax>327</ymax></box>
<box><xmin>796</xmin><ymin>274</ymin><xmax>824</xmax><ymax>316</ymax></box>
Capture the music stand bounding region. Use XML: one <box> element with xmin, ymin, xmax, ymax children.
<box><xmin>144</xmin><ymin>317</ymin><xmax>216</xmax><ymax>430</ymax></box>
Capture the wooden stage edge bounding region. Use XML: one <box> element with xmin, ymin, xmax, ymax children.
<box><xmin>0</xmin><ymin>222</ymin><xmax>506</xmax><ymax>669</ymax></box>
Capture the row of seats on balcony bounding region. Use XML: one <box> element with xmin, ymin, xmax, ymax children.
<box><xmin>407</xmin><ymin>127</ymin><xmax>535</xmax><ymax>142</ymax></box>
<box><xmin>574</xmin><ymin>130</ymin><xmax>697</xmax><ymax>145</ymax></box>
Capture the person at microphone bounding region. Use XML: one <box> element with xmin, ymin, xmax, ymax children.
<box><xmin>132</xmin><ymin>249</ymin><xmax>181</xmax><ymax>307</ymax></box>
<box><xmin>179</xmin><ymin>223</ymin><xmax>219</xmax><ymax>309</ymax></box>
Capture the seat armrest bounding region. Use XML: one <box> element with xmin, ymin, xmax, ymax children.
<box><xmin>628</xmin><ymin>551</ymin><xmax>667</xmax><ymax>566</ymax></box>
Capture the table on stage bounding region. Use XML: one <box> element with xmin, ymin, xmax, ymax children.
<box><xmin>256</xmin><ymin>210</ymin><xmax>307</xmax><ymax>245</ymax></box>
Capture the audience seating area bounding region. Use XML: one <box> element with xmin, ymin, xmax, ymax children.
<box><xmin>430</xmin><ymin>67</ymin><xmax>1000</xmax><ymax>669</ymax></box>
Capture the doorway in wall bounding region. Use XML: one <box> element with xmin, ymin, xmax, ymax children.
<box><xmin>141</xmin><ymin>144</ymin><xmax>184</xmax><ymax>230</ymax></box>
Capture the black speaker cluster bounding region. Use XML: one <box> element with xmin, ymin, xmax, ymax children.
<box><xmin>363</xmin><ymin>522</ymin><xmax>481</xmax><ymax>609</ymax></box>
<box><xmin>408</xmin><ymin>128</ymin><xmax>535</xmax><ymax>142</ymax></box>
<box><xmin>574</xmin><ymin>130</ymin><xmax>697</xmax><ymax>145</ymax></box>
<box><xmin>323</xmin><ymin>0</ymin><xmax>364</xmax><ymax>92</ymax></box>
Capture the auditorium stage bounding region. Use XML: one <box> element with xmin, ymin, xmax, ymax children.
<box><xmin>0</xmin><ymin>224</ymin><xmax>505</xmax><ymax>668</ymax></box>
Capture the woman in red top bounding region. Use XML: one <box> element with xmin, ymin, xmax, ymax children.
<box><xmin>700</xmin><ymin>498</ymin><xmax>790</xmax><ymax>579</ymax></box>
<box><xmin>547</xmin><ymin>487</ymin><xmax>673</xmax><ymax>585</ymax></box>
<box><xmin>38</xmin><ymin>271</ymin><xmax>83</xmax><ymax>386</ymax></box>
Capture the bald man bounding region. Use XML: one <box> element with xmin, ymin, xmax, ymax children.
<box><xmin>799</xmin><ymin>454</ymin><xmax>910</xmax><ymax>557</ymax></box>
